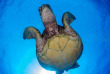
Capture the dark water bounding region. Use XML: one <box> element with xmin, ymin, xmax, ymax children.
<box><xmin>0</xmin><ymin>0</ymin><xmax>110</xmax><ymax>74</ymax></box>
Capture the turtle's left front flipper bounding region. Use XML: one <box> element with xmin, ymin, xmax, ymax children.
<box><xmin>23</xmin><ymin>27</ymin><xmax>43</xmax><ymax>52</ymax></box>
<box><xmin>23</xmin><ymin>27</ymin><xmax>42</xmax><ymax>40</ymax></box>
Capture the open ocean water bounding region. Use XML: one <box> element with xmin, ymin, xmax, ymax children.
<box><xmin>0</xmin><ymin>0</ymin><xmax>110</xmax><ymax>74</ymax></box>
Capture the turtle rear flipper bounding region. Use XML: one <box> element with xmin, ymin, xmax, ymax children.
<box><xmin>66</xmin><ymin>62</ymin><xmax>80</xmax><ymax>71</ymax></box>
<box><xmin>62</xmin><ymin>11</ymin><xmax>76</xmax><ymax>28</ymax></box>
<box><xmin>71</xmin><ymin>62</ymin><xmax>80</xmax><ymax>69</ymax></box>
<box><xmin>23</xmin><ymin>27</ymin><xmax>41</xmax><ymax>39</ymax></box>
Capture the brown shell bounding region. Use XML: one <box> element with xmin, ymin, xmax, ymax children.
<box><xmin>36</xmin><ymin>25</ymin><xmax>83</xmax><ymax>71</ymax></box>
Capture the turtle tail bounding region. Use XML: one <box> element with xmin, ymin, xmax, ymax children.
<box><xmin>23</xmin><ymin>27</ymin><xmax>42</xmax><ymax>40</ymax></box>
<box><xmin>56</xmin><ymin>71</ymin><xmax>64</xmax><ymax>74</ymax></box>
<box><xmin>62</xmin><ymin>11</ymin><xmax>76</xmax><ymax>28</ymax></box>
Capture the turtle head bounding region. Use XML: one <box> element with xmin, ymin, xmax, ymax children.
<box><xmin>39</xmin><ymin>4</ymin><xmax>58</xmax><ymax>36</ymax></box>
<box><xmin>39</xmin><ymin>4</ymin><xmax>56</xmax><ymax>24</ymax></box>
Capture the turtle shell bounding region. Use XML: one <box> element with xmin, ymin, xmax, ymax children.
<box><xmin>37</xmin><ymin>33</ymin><xmax>83</xmax><ymax>71</ymax></box>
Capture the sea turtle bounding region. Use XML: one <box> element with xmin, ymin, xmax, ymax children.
<box><xmin>23</xmin><ymin>4</ymin><xmax>83</xmax><ymax>74</ymax></box>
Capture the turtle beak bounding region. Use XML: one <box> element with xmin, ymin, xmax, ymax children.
<box><xmin>39</xmin><ymin>4</ymin><xmax>52</xmax><ymax>15</ymax></box>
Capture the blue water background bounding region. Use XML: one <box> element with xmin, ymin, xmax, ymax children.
<box><xmin>0</xmin><ymin>0</ymin><xmax>110</xmax><ymax>74</ymax></box>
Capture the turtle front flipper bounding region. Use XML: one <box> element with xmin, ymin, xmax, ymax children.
<box><xmin>62</xmin><ymin>11</ymin><xmax>76</xmax><ymax>28</ymax></box>
<box><xmin>23</xmin><ymin>27</ymin><xmax>41</xmax><ymax>39</ymax></box>
<box><xmin>23</xmin><ymin>27</ymin><xmax>43</xmax><ymax>52</ymax></box>
<box><xmin>62</xmin><ymin>12</ymin><xmax>77</xmax><ymax>36</ymax></box>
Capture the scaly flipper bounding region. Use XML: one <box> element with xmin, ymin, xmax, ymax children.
<box><xmin>62</xmin><ymin>11</ymin><xmax>76</xmax><ymax>28</ymax></box>
<box><xmin>23</xmin><ymin>27</ymin><xmax>41</xmax><ymax>39</ymax></box>
<box><xmin>66</xmin><ymin>62</ymin><xmax>80</xmax><ymax>71</ymax></box>
<box><xmin>23</xmin><ymin>27</ymin><xmax>43</xmax><ymax>52</ymax></box>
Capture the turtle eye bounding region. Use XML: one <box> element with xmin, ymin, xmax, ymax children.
<box><xmin>46</xmin><ymin>4</ymin><xmax>50</xmax><ymax>7</ymax></box>
<box><xmin>39</xmin><ymin>7</ymin><xmax>42</xmax><ymax>12</ymax></box>
<box><xmin>46</xmin><ymin>4</ymin><xmax>52</xmax><ymax>10</ymax></box>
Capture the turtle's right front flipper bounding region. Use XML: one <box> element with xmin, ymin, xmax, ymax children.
<box><xmin>23</xmin><ymin>27</ymin><xmax>41</xmax><ymax>40</ymax></box>
<box><xmin>62</xmin><ymin>11</ymin><xmax>76</xmax><ymax>28</ymax></box>
<box><xmin>62</xmin><ymin>12</ymin><xmax>77</xmax><ymax>36</ymax></box>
